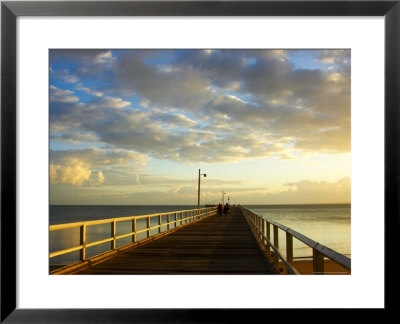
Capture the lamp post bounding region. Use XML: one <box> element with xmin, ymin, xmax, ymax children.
<box><xmin>198</xmin><ymin>169</ymin><xmax>207</xmax><ymax>209</ymax></box>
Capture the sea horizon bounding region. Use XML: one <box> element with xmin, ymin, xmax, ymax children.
<box><xmin>49</xmin><ymin>202</ymin><xmax>351</xmax><ymax>207</ymax></box>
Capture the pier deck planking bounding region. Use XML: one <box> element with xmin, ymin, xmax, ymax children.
<box><xmin>78</xmin><ymin>207</ymin><xmax>274</xmax><ymax>274</ymax></box>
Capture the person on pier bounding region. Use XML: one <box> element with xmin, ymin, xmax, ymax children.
<box><xmin>218</xmin><ymin>203</ymin><xmax>223</xmax><ymax>216</ymax></box>
<box><xmin>223</xmin><ymin>203</ymin><xmax>230</xmax><ymax>216</ymax></box>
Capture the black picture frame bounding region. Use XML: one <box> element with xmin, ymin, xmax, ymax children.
<box><xmin>1</xmin><ymin>0</ymin><xmax>398</xmax><ymax>322</ymax></box>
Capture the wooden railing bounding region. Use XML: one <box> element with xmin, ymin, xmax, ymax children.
<box><xmin>240</xmin><ymin>206</ymin><xmax>351</xmax><ymax>275</ymax></box>
<box><xmin>50</xmin><ymin>207</ymin><xmax>216</xmax><ymax>266</ymax></box>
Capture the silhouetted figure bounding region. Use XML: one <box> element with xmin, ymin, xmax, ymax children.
<box><xmin>218</xmin><ymin>203</ymin><xmax>223</xmax><ymax>216</ymax></box>
<box><xmin>223</xmin><ymin>203</ymin><xmax>230</xmax><ymax>215</ymax></box>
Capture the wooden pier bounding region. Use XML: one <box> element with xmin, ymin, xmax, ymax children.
<box><xmin>76</xmin><ymin>207</ymin><xmax>275</xmax><ymax>274</ymax></box>
<box><xmin>50</xmin><ymin>205</ymin><xmax>351</xmax><ymax>275</ymax></box>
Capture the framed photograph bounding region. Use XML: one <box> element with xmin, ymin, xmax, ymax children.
<box><xmin>2</xmin><ymin>0</ymin><xmax>398</xmax><ymax>321</ymax></box>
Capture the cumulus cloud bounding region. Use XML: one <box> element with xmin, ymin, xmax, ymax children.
<box><xmin>50</xmin><ymin>162</ymin><xmax>92</xmax><ymax>186</ymax></box>
<box><xmin>49</xmin><ymin>148</ymin><xmax>150</xmax><ymax>187</ymax></box>
<box><xmin>90</xmin><ymin>171</ymin><xmax>105</xmax><ymax>186</ymax></box>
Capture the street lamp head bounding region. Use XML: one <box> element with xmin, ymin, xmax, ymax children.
<box><xmin>204</xmin><ymin>174</ymin><xmax>207</xmax><ymax>177</ymax></box>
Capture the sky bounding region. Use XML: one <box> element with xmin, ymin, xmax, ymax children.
<box><xmin>49</xmin><ymin>49</ymin><xmax>351</xmax><ymax>205</ymax></box>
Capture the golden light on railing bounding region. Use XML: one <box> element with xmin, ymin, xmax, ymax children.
<box><xmin>240</xmin><ymin>206</ymin><xmax>351</xmax><ymax>275</ymax></box>
<box><xmin>50</xmin><ymin>207</ymin><xmax>217</xmax><ymax>265</ymax></box>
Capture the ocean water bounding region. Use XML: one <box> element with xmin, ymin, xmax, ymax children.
<box><xmin>49</xmin><ymin>204</ymin><xmax>350</xmax><ymax>267</ymax></box>
<box><xmin>245</xmin><ymin>204</ymin><xmax>351</xmax><ymax>259</ymax></box>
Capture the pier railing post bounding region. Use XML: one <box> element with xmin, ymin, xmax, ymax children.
<box><xmin>266</xmin><ymin>221</ymin><xmax>271</xmax><ymax>254</ymax></box>
<box><xmin>132</xmin><ymin>218</ymin><xmax>136</xmax><ymax>243</ymax></box>
<box><xmin>147</xmin><ymin>216</ymin><xmax>151</xmax><ymax>237</ymax></box>
<box><xmin>80</xmin><ymin>224</ymin><xmax>86</xmax><ymax>261</ymax></box>
<box><xmin>111</xmin><ymin>220</ymin><xmax>116</xmax><ymax>250</ymax></box>
<box><xmin>273</xmin><ymin>225</ymin><xmax>279</xmax><ymax>248</ymax></box>
<box><xmin>256</xmin><ymin>215</ymin><xmax>260</xmax><ymax>233</ymax></box>
<box><xmin>262</xmin><ymin>219</ymin><xmax>265</xmax><ymax>243</ymax></box>
<box><xmin>159</xmin><ymin>214</ymin><xmax>162</xmax><ymax>233</ymax></box>
<box><xmin>167</xmin><ymin>214</ymin><xmax>171</xmax><ymax>230</ymax></box>
<box><xmin>286</xmin><ymin>232</ymin><xmax>293</xmax><ymax>265</ymax></box>
<box><xmin>273</xmin><ymin>225</ymin><xmax>279</xmax><ymax>265</ymax></box>
<box><xmin>313</xmin><ymin>249</ymin><xmax>325</xmax><ymax>274</ymax></box>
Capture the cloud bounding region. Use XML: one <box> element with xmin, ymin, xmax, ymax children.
<box><xmin>264</xmin><ymin>177</ymin><xmax>351</xmax><ymax>204</ymax></box>
<box><xmin>50</xmin><ymin>175</ymin><xmax>351</xmax><ymax>205</ymax></box>
<box><xmin>190</xmin><ymin>177</ymin><xmax>351</xmax><ymax>205</ymax></box>
<box><xmin>50</xmin><ymin>148</ymin><xmax>149</xmax><ymax>168</ymax></box>
<box><xmin>88</xmin><ymin>96</ymin><xmax>131</xmax><ymax>109</ymax></box>
<box><xmin>154</xmin><ymin>112</ymin><xmax>197</xmax><ymax>128</ymax></box>
<box><xmin>94</xmin><ymin>50</ymin><xmax>114</xmax><ymax>65</ymax></box>
<box><xmin>50</xmin><ymin>162</ymin><xmax>92</xmax><ymax>186</ymax></box>
<box><xmin>316</xmin><ymin>49</ymin><xmax>350</xmax><ymax>66</ymax></box>
<box><xmin>50</xmin><ymin>49</ymin><xmax>351</xmax><ymax>166</ymax></box>
<box><xmin>50</xmin><ymin>50</ymin><xmax>117</xmax><ymax>85</ymax></box>
<box><xmin>50</xmin><ymin>161</ymin><xmax>106</xmax><ymax>187</ymax></box>
<box><xmin>50</xmin><ymin>68</ymin><xmax>79</xmax><ymax>84</ymax></box>
<box><xmin>113</xmin><ymin>54</ymin><xmax>216</xmax><ymax>110</ymax></box>
<box><xmin>50</xmin><ymin>49</ymin><xmax>115</xmax><ymax>66</ymax></box>
<box><xmin>75</xmin><ymin>86</ymin><xmax>104</xmax><ymax>97</ymax></box>
<box><xmin>90</xmin><ymin>171</ymin><xmax>105</xmax><ymax>186</ymax></box>
<box><xmin>50</xmin><ymin>85</ymin><xmax>79</xmax><ymax>103</ymax></box>
<box><xmin>49</xmin><ymin>148</ymin><xmax>149</xmax><ymax>187</ymax></box>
